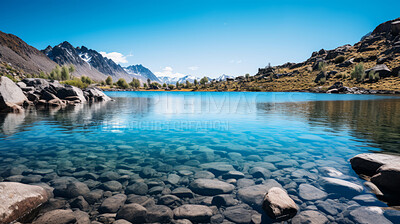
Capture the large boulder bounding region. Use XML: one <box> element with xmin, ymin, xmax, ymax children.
<box><xmin>22</xmin><ymin>78</ymin><xmax>49</xmax><ymax>90</ymax></box>
<box><xmin>0</xmin><ymin>76</ymin><xmax>28</xmax><ymax>111</ymax></box>
<box><xmin>350</xmin><ymin>153</ymin><xmax>400</xmax><ymax>197</ymax></box>
<box><xmin>262</xmin><ymin>187</ymin><xmax>298</xmax><ymax>221</ymax></box>
<box><xmin>84</xmin><ymin>87</ymin><xmax>111</xmax><ymax>102</ymax></box>
<box><xmin>371</xmin><ymin>164</ymin><xmax>400</xmax><ymax>193</ymax></box>
<box><xmin>173</xmin><ymin>204</ymin><xmax>213</xmax><ymax>223</ymax></box>
<box><xmin>350</xmin><ymin>153</ymin><xmax>400</xmax><ymax>176</ymax></box>
<box><xmin>190</xmin><ymin>179</ymin><xmax>234</xmax><ymax>196</ymax></box>
<box><xmin>0</xmin><ymin>182</ymin><xmax>49</xmax><ymax>224</ymax></box>
<box><xmin>56</xmin><ymin>85</ymin><xmax>86</xmax><ymax>102</ymax></box>
<box><xmin>365</xmin><ymin>64</ymin><xmax>392</xmax><ymax>78</ymax></box>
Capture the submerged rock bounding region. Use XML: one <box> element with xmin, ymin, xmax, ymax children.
<box><xmin>212</xmin><ymin>194</ymin><xmax>238</xmax><ymax>207</ymax></box>
<box><xmin>173</xmin><ymin>204</ymin><xmax>213</xmax><ymax>223</ymax></box>
<box><xmin>32</xmin><ymin>209</ymin><xmax>76</xmax><ymax>224</ymax></box>
<box><xmin>145</xmin><ymin>205</ymin><xmax>173</xmax><ymax>223</ymax></box>
<box><xmin>262</xmin><ymin>187</ymin><xmax>298</xmax><ymax>220</ymax></box>
<box><xmin>99</xmin><ymin>194</ymin><xmax>127</xmax><ymax>213</ymax></box>
<box><xmin>126</xmin><ymin>182</ymin><xmax>148</xmax><ymax>195</ymax></box>
<box><xmin>190</xmin><ymin>179</ymin><xmax>234</xmax><ymax>196</ymax></box>
<box><xmin>320</xmin><ymin>177</ymin><xmax>363</xmax><ymax>197</ymax></box>
<box><xmin>116</xmin><ymin>203</ymin><xmax>147</xmax><ymax>223</ymax></box>
<box><xmin>223</xmin><ymin>205</ymin><xmax>252</xmax><ymax>224</ymax></box>
<box><xmin>291</xmin><ymin>210</ymin><xmax>329</xmax><ymax>224</ymax></box>
<box><xmin>298</xmin><ymin>184</ymin><xmax>327</xmax><ymax>201</ymax></box>
<box><xmin>238</xmin><ymin>184</ymin><xmax>273</xmax><ymax>207</ymax></box>
<box><xmin>0</xmin><ymin>182</ymin><xmax>49</xmax><ymax>224</ymax></box>
<box><xmin>349</xmin><ymin>207</ymin><xmax>392</xmax><ymax>224</ymax></box>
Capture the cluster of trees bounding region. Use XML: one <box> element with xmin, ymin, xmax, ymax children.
<box><xmin>62</xmin><ymin>75</ymin><xmax>94</xmax><ymax>89</ymax></box>
<box><xmin>98</xmin><ymin>75</ymin><xmax>213</xmax><ymax>90</ymax></box>
<box><xmin>26</xmin><ymin>65</ymin><xmax>76</xmax><ymax>81</ymax></box>
<box><xmin>101</xmin><ymin>76</ymin><xmax>143</xmax><ymax>89</ymax></box>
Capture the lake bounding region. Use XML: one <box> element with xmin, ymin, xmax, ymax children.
<box><xmin>1</xmin><ymin>91</ymin><xmax>400</xmax><ymax>223</ymax></box>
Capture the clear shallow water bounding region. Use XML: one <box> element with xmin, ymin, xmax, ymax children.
<box><xmin>1</xmin><ymin>92</ymin><xmax>400</xmax><ymax>223</ymax></box>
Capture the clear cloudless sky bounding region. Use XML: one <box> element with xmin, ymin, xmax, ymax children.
<box><xmin>1</xmin><ymin>0</ymin><xmax>399</xmax><ymax>78</ymax></box>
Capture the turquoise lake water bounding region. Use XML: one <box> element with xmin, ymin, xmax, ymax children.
<box><xmin>1</xmin><ymin>91</ymin><xmax>400</xmax><ymax>223</ymax></box>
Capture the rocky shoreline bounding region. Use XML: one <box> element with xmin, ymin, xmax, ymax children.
<box><xmin>308</xmin><ymin>82</ymin><xmax>400</xmax><ymax>95</ymax></box>
<box><xmin>0</xmin><ymin>77</ymin><xmax>111</xmax><ymax>113</ymax></box>
<box><xmin>100</xmin><ymin>82</ymin><xmax>400</xmax><ymax>95</ymax></box>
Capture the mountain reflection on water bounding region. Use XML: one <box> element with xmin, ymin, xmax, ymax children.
<box><xmin>0</xmin><ymin>92</ymin><xmax>400</xmax><ymax>155</ymax></box>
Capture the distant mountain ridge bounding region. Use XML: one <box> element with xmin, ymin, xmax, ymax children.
<box><xmin>157</xmin><ymin>74</ymin><xmax>234</xmax><ymax>84</ymax></box>
<box><xmin>124</xmin><ymin>64</ymin><xmax>160</xmax><ymax>82</ymax></box>
<box><xmin>0</xmin><ymin>31</ymin><xmax>57</xmax><ymax>74</ymax></box>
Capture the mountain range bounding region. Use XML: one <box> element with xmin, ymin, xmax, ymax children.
<box><xmin>124</xmin><ymin>64</ymin><xmax>161</xmax><ymax>83</ymax></box>
<box><xmin>0</xmin><ymin>32</ymin><xmax>161</xmax><ymax>83</ymax></box>
<box><xmin>157</xmin><ymin>74</ymin><xmax>234</xmax><ymax>84</ymax></box>
<box><xmin>0</xmin><ymin>30</ymin><xmax>237</xmax><ymax>85</ymax></box>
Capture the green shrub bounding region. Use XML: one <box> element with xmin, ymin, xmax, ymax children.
<box><xmin>81</xmin><ymin>76</ymin><xmax>93</xmax><ymax>85</ymax></box>
<box><xmin>61</xmin><ymin>66</ymin><xmax>70</xmax><ymax>80</ymax></box>
<box><xmin>116</xmin><ymin>78</ymin><xmax>129</xmax><ymax>89</ymax></box>
<box><xmin>168</xmin><ymin>84</ymin><xmax>175</xmax><ymax>90</ymax></box>
<box><xmin>162</xmin><ymin>83</ymin><xmax>167</xmax><ymax>88</ymax></box>
<box><xmin>5</xmin><ymin>74</ymin><xmax>17</xmax><ymax>82</ymax></box>
<box><xmin>318</xmin><ymin>61</ymin><xmax>327</xmax><ymax>71</ymax></box>
<box><xmin>130</xmin><ymin>78</ymin><xmax>140</xmax><ymax>89</ymax></box>
<box><xmin>62</xmin><ymin>78</ymin><xmax>88</xmax><ymax>89</ymax></box>
<box><xmin>69</xmin><ymin>65</ymin><xmax>76</xmax><ymax>73</ymax></box>
<box><xmin>149</xmin><ymin>82</ymin><xmax>161</xmax><ymax>89</ymax></box>
<box><xmin>334</xmin><ymin>56</ymin><xmax>345</xmax><ymax>64</ymax></box>
<box><xmin>351</xmin><ymin>63</ymin><xmax>366</xmax><ymax>82</ymax></box>
<box><xmin>368</xmin><ymin>71</ymin><xmax>380</xmax><ymax>82</ymax></box>
<box><xmin>105</xmin><ymin>76</ymin><xmax>113</xmax><ymax>85</ymax></box>
<box><xmin>39</xmin><ymin>71</ymin><xmax>48</xmax><ymax>79</ymax></box>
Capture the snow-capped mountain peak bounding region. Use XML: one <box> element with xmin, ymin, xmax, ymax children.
<box><xmin>216</xmin><ymin>74</ymin><xmax>234</xmax><ymax>81</ymax></box>
<box><xmin>157</xmin><ymin>75</ymin><xmax>200</xmax><ymax>84</ymax></box>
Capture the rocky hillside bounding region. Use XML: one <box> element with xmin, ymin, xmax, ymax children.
<box><xmin>0</xmin><ymin>31</ymin><xmax>57</xmax><ymax>75</ymax></box>
<box><xmin>213</xmin><ymin>18</ymin><xmax>400</xmax><ymax>93</ymax></box>
<box><xmin>124</xmin><ymin>64</ymin><xmax>160</xmax><ymax>82</ymax></box>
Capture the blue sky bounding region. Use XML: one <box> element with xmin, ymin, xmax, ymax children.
<box><xmin>1</xmin><ymin>0</ymin><xmax>399</xmax><ymax>78</ymax></box>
